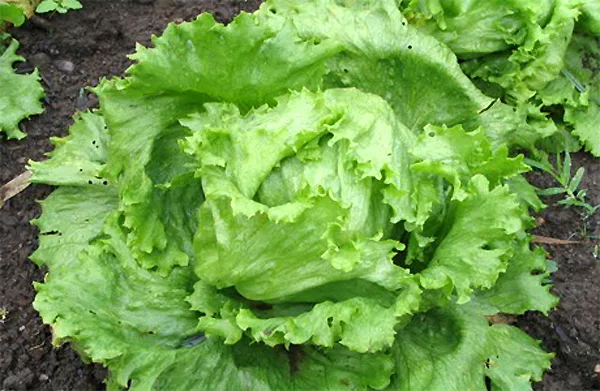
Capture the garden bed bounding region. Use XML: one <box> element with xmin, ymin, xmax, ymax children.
<box><xmin>0</xmin><ymin>1</ymin><xmax>598</xmax><ymax>389</ymax></box>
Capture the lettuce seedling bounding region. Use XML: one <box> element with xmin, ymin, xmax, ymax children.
<box><xmin>36</xmin><ymin>0</ymin><xmax>81</xmax><ymax>14</ymax></box>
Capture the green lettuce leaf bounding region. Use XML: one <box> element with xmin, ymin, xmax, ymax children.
<box><xmin>411</xmin><ymin>124</ymin><xmax>529</xmax><ymax>200</ymax></box>
<box><xmin>391</xmin><ymin>305</ymin><xmax>553</xmax><ymax>391</ymax></box>
<box><xmin>562</xmin><ymin>35</ymin><xmax>600</xmax><ymax>156</ymax></box>
<box><xmin>264</xmin><ymin>0</ymin><xmax>493</xmax><ymax>131</ymax></box>
<box><xmin>536</xmin><ymin>33</ymin><xmax>600</xmax><ymax>156</ymax></box>
<box><xmin>400</xmin><ymin>0</ymin><xmax>553</xmax><ymax>57</ymax></box>
<box><xmin>459</xmin><ymin>0</ymin><xmax>582</xmax><ymax>101</ymax></box>
<box><xmin>29</xmin><ymin>111</ymin><xmax>109</xmax><ymax>185</ymax></box>
<box><xmin>578</xmin><ymin>1</ymin><xmax>600</xmax><ymax>34</ymax></box>
<box><xmin>0</xmin><ymin>37</ymin><xmax>44</xmax><ymax>139</ymax></box>
<box><xmin>475</xmin><ymin>240</ymin><xmax>558</xmax><ymax>316</ymax></box>
<box><xmin>401</xmin><ymin>0</ymin><xmax>598</xmax><ymax>155</ymax></box>
<box><xmin>181</xmin><ymin>88</ymin><xmax>422</xmax><ymax>351</ymax></box>
<box><xmin>28</xmin><ymin>112</ymin><xmax>117</xmax><ymax>267</ymax></box>
<box><xmin>188</xmin><ymin>280</ymin><xmax>418</xmax><ymax>354</ymax></box>
<box><xmin>417</xmin><ymin>175</ymin><xmax>525</xmax><ymax>303</ymax></box>
<box><xmin>0</xmin><ymin>2</ymin><xmax>26</xmax><ymax>26</ymax></box>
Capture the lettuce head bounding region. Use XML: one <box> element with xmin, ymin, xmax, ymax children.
<box><xmin>29</xmin><ymin>1</ymin><xmax>561</xmax><ymax>390</ymax></box>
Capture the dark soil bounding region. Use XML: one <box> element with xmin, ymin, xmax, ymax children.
<box><xmin>0</xmin><ymin>1</ymin><xmax>598</xmax><ymax>390</ymax></box>
<box><xmin>524</xmin><ymin>152</ymin><xmax>600</xmax><ymax>391</ymax></box>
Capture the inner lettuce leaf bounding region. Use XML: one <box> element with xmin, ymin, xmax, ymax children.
<box><xmin>181</xmin><ymin>89</ymin><xmax>417</xmax><ymax>298</ymax></box>
<box><xmin>29</xmin><ymin>1</ymin><xmax>561</xmax><ymax>389</ymax></box>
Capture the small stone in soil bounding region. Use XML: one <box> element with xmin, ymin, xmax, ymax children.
<box><xmin>54</xmin><ymin>60</ymin><xmax>75</xmax><ymax>73</ymax></box>
<box><xmin>2</xmin><ymin>375</ymin><xmax>19</xmax><ymax>389</ymax></box>
<box><xmin>30</xmin><ymin>52</ymin><xmax>52</xmax><ymax>68</ymax></box>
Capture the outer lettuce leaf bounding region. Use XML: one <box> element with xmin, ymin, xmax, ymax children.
<box><xmin>263</xmin><ymin>0</ymin><xmax>493</xmax><ymax>131</ymax></box>
<box><xmin>561</xmin><ymin>35</ymin><xmax>600</xmax><ymax>156</ymax></box>
<box><xmin>402</xmin><ymin>0</ymin><xmax>598</xmax><ymax>154</ymax></box>
<box><xmin>579</xmin><ymin>1</ymin><xmax>600</xmax><ymax>34</ymax></box>
<box><xmin>417</xmin><ymin>176</ymin><xmax>525</xmax><ymax>303</ymax></box>
<box><xmin>565</xmin><ymin>86</ymin><xmax>600</xmax><ymax>156</ymax></box>
<box><xmin>108</xmin><ymin>340</ymin><xmax>394</xmax><ymax>391</ymax></box>
<box><xmin>476</xmin><ymin>101</ymin><xmax>559</xmax><ymax>151</ymax></box>
<box><xmin>29</xmin><ymin>112</ymin><xmax>118</xmax><ymax>268</ymax></box>
<box><xmin>475</xmin><ymin>240</ymin><xmax>558</xmax><ymax>316</ymax></box>
<box><xmin>391</xmin><ymin>305</ymin><xmax>552</xmax><ymax>391</ymax></box>
<box><xmin>401</xmin><ymin>0</ymin><xmax>580</xmax><ymax>100</ymax></box>
<box><xmin>29</xmin><ymin>111</ymin><xmax>109</xmax><ymax>185</ymax></box>
<box><xmin>537</xmin><ymin>33</ymin><xmax>600</xmax><ymax>156</ymax></box>
<box><xmin>505</xmin><ymin>175</ymin><xmax>545</xmax><ymax>212</ymax></box>
<box><xmin>405</xmin><ymin>125</ymin><xmax>536</xmax><ymax>302</ymax></box>
<box><xmin>0</xmin><ymin>37</ymin><xmax>44</xmax><ymax>139</ymax></box>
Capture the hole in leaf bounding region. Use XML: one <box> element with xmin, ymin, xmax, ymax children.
<box><xmin>485</xmin><ymin>376</ymin><xmax>492</xmax><ymax>390</ymax></box>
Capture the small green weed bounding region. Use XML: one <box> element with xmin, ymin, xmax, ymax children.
<box><xmin>525</xmin><ymin>153</ymin><xmax>599</xmax><ymax>218</ymax></box>
<box><xmin>36</xmin><ymin>0</ymin><xmax>82</xmax><ymax>14</ymax></box>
